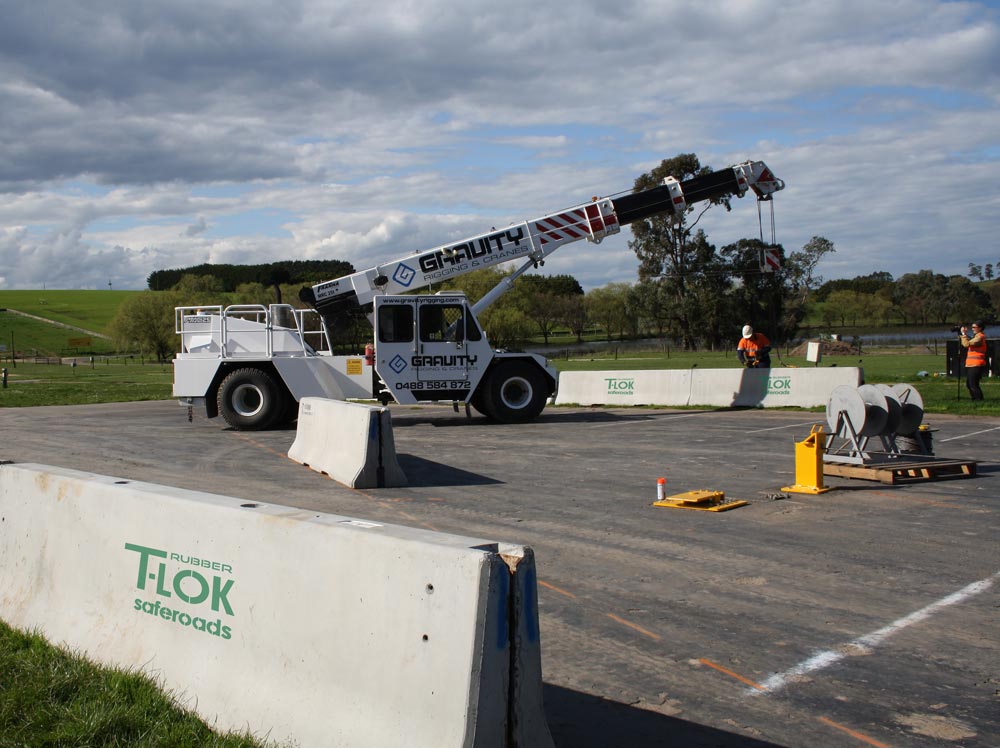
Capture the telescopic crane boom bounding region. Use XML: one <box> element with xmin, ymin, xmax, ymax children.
<box><xmin>300</xmin><ymin>160</ymin><xmax>784</xmax><ymax>331</ymax></box>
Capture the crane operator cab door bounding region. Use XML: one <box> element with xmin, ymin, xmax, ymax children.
<box><xmin>373</xmin><ymin>294</ymin><xmax>492</xmax><ymax>405</ymax></box>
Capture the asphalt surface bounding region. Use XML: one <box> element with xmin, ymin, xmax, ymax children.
<box><xmin>2</xmin><ymin>400</ymin><xmax>998</xmax><ymax>747</ymax></box>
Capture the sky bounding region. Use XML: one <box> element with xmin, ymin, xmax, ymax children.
<box><xmin>0</xmin><ymin>0</ymin><xmax>998</xmax><ymax>292</ymax></box>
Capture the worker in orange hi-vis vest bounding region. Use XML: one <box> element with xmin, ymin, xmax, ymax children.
<box><xmin>737</xmin><ymin>324</ymin><xmax>772</xmax><ymax>368</ymax></box>
<box><xmin>959</xmin><ymin>320</ymin><xmax>988</xmax><ymax>401</ymax></box>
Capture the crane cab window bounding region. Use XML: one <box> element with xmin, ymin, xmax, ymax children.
<box><xmin>462</xmin><ymin>309</ymin><xmax>482</xmax><ymax>342</ymax></box>
<box><xmin>419</xmin><ymin>304</ymin><xmax>482</xmax><ymax>343</ymax></box>
<box><xmin>378</xmin><ymin>304</ymin><xmax>414</xmax><ymax>343</ymax></box>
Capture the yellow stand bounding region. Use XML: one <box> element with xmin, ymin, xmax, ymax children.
<box><xmin>782</xmin><ymin>424</ymin><xmax>832</xmax><ymax>494</ymax></box>
<box><xmin>653</xmin><ymin>489</ymin><xmax>748</xmax><ymax>512</ymax></box>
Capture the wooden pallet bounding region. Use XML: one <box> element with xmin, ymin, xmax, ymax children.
<box><xmin>823</xmin><ymin>459</ymin><xmax>977</xmax><ymax>485</ymax></box>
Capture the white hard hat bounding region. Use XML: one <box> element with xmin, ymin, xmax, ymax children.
<box><xmin>742</xmin><ymin>325</ymin><xmax>753</xmax><ymax>339</ymax></box>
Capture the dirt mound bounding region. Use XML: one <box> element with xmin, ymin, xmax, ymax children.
<box><xmin>788</xmin><ymin>339</ymin><xmax>861</xmax><ymax>356</ymax></box>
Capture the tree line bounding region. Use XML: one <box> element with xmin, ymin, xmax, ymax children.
<box><xmin>814</xmin><ymin>270</ymin><xmax>997</xmax><ymax>328</ymax></box>
<box><xmin>147</xmin><ymin>260</ymin><xmax>353</xmax><ymax>295</ymax></box>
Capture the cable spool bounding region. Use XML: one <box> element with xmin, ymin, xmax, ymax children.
<box><xmin>826</xmin><ymin>385</ymin><xmax>858</xmax><ymax>434</ymax></box>
<box><xmin>890</xmin><ymin>383</ymin><xmax>924</xmax><ymax>436</ymax></box>
<box><xmin>856</xmin><ymin>384</ymin><xmax>890</xmax><ymax>436</ymax></box>
<box><xmin>874</xmin><ymin>384</ymin><xmax>902</xmax><ymax>436</ymax></box>
<box><xmin>826</xmin><ymin>384</ymin><xmax>888</xmax><ymax>437</ymax></box>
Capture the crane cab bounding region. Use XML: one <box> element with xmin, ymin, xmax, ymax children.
<box><xmin>373</xmin><ymin>294</ymin><xmax>492</xmax><ymax>404</ymax></box>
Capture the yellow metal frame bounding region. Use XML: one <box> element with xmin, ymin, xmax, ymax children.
<box><xmin>782</xmin><ymin>424</ymin><xmax>832</xmax><ymax>494</ymax></box>
<box><xmin>652</xmin><ymin>489</ymin><xmax>749</xmax><ymax>512</ymax></box>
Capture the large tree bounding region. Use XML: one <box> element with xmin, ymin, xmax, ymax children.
<box><xmin>107</xmin><ymin>291</ymin><xmax>181</xmax><ymax>362</ymax></box>
<box><xmin>783</xmin><ymin>236</ymin><xmax>835</xmax><ymax>308</ymax></box>
<box><xmin>630</xmin><ymin>279</ymin><xmax>674</xmax><ymax>338</ymax></box>
<box><xmin>888</xmin><ymin>270</ymin><xmax>990</xmax><ymax>326</ymax></box>
<box><xmin>519</xmin><ymin>274</ymin><xmax>585</xmax><ymax>345</ymax></box>
<box><xmin>815</xmin><ymin>270</ymin><xmax>891</xmax><ymax>302</ymax></box>
<box><xmin>628</xmin><ymin>154</ymin><xmax>736</xmax><ymax>349</ymax></box>
<box><xmin>893</xmin><ymin>270</ymin><xmax>950</xmax><ymax>325</ymax></box>
<box><xmin>944</xmin><ymin>275</ymin><xmax>994</xmax><ymax>325</ymax></box>
<box><xmin>721</xmin><ymin>238</ymin><xmax>791</xmax><ymax>343</ymax></box>
<box><xmin>586</xmin><ymin>284</ymin><xmax>631</xmax><ymax>342</ymax></box>
<box><xmin>554</xmin><ymin>294</ymin><xmax>588</xmax><ymax>343</ymax></box>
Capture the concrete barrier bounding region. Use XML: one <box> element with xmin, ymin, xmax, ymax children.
<box><xmin>288</xmin><ymin>397</ymin><xmax>407</xmax><ymax>488</ymax></box>
<box><xmin>555</xmin><ymin>367</ymin><xmax>863</xmax><ymax>408</ymax></box>
<box><xmin>0</xmin><ymin>462</ymin><xmax>553</xmax><ymax>748</ymax></box>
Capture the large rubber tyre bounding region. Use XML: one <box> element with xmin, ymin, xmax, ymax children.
<box><xmin>217</xmin><ymin>368</ymin><xmax>282</xmax><ymax>431</ymax></box>
<box><xmin>270</xmin><ymin>390</ymin><xmax>299</xmax><ymax>428</ymax></box>
<box><xmin>470</xmin><ymin>389</ymin><xmax>493</xmax><ymax>419</ymax></box>
<box><xmin>481</xmin><ymin>361</ymin><xmax>548</xmax><ymax>423</ymax></box>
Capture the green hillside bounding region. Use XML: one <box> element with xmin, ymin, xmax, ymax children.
<box><xmin>0</xmin><ymin>313</ymin><xmax>117</xmax><ymax>357</ymax></box>
<box><xmin>0</xmin><ymin>290</ymin><xmax>142</xmax><ymax>357</ymax></box>
<box><xmin>0</xmin><ymin>290</ymin><xmax>140</xmax><ymax>332</ymax></box>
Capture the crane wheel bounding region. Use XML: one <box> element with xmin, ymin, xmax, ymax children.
<box><xmin>217</xmin><ymin>367</ymin><xmax>281</xmax><ymax>431</ymax></box>
<box><xmin>481</xmin><ymin>361</ymin><xmax>547</xmax><ymax>423</ymax></box>
<box><xmin>271</xmin><ymin>391</ymin><xmax>299</xmax><ymax>428</ymax></box>
<box><xmin>470</xmin><ymin>389</ymin><xmax>492</xmax><ymax>419</ymax></box>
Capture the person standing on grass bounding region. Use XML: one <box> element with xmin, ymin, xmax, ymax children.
<box><xmin>959</xmin><ymin>321</ymin><xmax>988</xmax><ymax>401</ymax></box>
<box><xmin>737</xmin><ymin>324</ymin><xmax>772</xmax><ymax>368</ymax></box>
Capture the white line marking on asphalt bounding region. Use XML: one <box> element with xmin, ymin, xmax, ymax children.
<box><xmin>746</xmin><ymin>421</ymin><xmax>822</xmax><ymax>434</ymax></box>
<box><xmin>585</xmin><ymin>411</ymin><xmax>716</xmax><ymax>427</ymax></box>
<box><xmin>653</xmin><ymin>411</ymin><xmax>716</xmax><ymax>420</ymax></box>
<box><xmin>749</xmin><ymin>571</ymin><xmax>1000</xmax><ymax>696</ymax></box>
<box><xmin>938</xmin><ymin>426</ymin><xmax>1000</xmax><ymax>442</ymax></box>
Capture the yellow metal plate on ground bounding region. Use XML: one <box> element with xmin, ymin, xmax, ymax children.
<box><xmin>781</xmin><ymin>483</ymin><xmax>832</xmax><ymax>495</ymax></box>
<box><xmin>652</xmin><ymin>489</ymin><xmax>749</xmax><ymax>512</ymax></box>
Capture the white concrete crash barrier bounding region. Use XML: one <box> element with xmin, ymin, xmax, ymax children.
<box><xmin>555</xmin><ymin>367</ymin><xmax>864</xmax><ymax>408</ymax></box>
<box><xmin>288</xmin><ymin>397</ymin><xmax>407</xmax><ymax>488</ymax></box>
<box><xmin>0</xmin><ymin>463</ymin><xmax>554</xmax><ymax>748</ymax></box>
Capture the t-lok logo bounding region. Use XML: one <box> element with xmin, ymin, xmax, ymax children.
<box><xmin>125</xmin><ymin>543</ymin><xmax>235</xmax><ymax>641</ymax></box>
<box><xmin>605</xmin><ymin>378</ymin><xmax>635</xmax><ymax>396</ymax></box>
<box><xmin>767</xmin><ymin>376</ymin><xmax>792</xmax><ymax>395</ymax></box>
<box><xmin>389</xmin><ymin>354</ymin><xmax>408</xmax><ymax>374</ymax></box>
<box><xmin>393</xmin><ymin>263</ymin><xmax>416</xmax><ymax>287</ymax></box>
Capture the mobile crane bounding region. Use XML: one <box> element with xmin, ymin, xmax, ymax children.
<box><xmin>173</xmin><ymin>160</ymin><xmax>784</xmax><ymax>429</ymax></box>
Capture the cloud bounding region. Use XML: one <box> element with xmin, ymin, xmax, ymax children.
<box><xmin>184</xmin><ymin>216</ymin><xmax>208</xmax><ymax>237</ymax></box>
<box><xmin>0</xmin><ymin>0</ymin><xmax>997</xmax><ymax>290</ymax></box>
<box><xmin>0</xmin><ymin>225</ymin><xmax>161</xmax><ymax>290</ymax></box>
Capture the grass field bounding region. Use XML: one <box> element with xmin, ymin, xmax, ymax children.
<box><xmin>0</xmin><ymin>620</ymin><xmax>280</xmax><ymax>748</ymax></box>
<box><xmin>0</xmin><ymin>359</ymin><xmax>172</xmax><ymax>408</ymax></box>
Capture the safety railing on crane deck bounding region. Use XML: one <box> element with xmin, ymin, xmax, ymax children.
<box><xmin>175</xmin><ymin>304</ymin><xmax>332</xmax><ymax>358</ymax></box>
